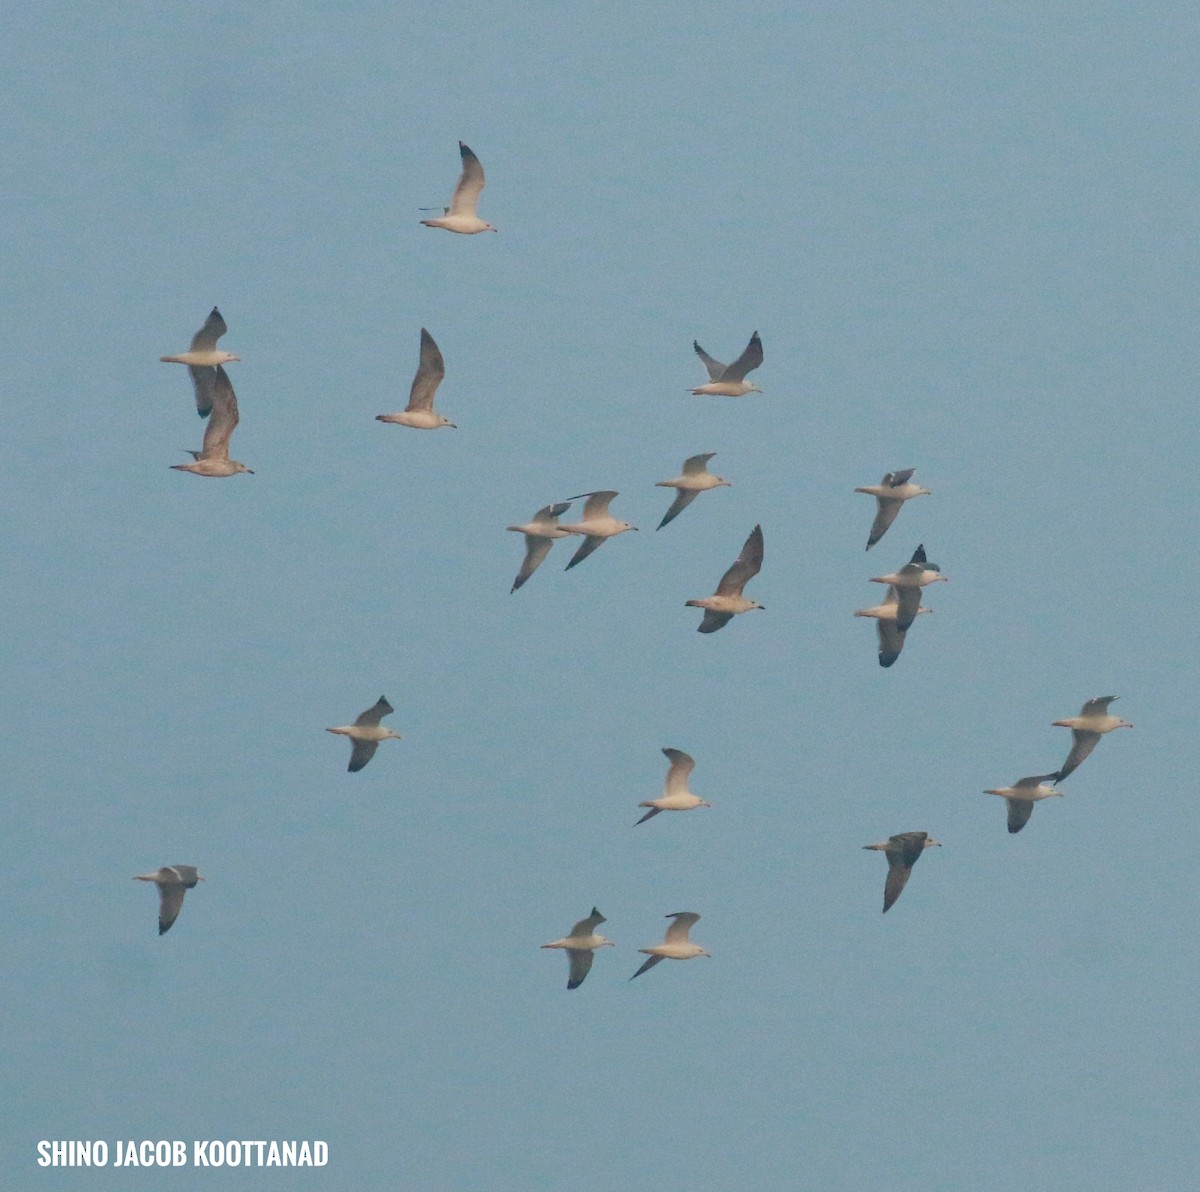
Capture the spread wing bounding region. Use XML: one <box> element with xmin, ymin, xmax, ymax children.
<box><xmin>512</xmin><ymin>536</ymin><xmax>555</xmax><ymax>592</ymax></box>
<box><xmin>571</xmin><ymin>490</ymin><xmax>617</xmax><ymax>519</ymax></box>
<box><xmin>348</xmin><ymin>739</ymin><xmax>379</xmax><ymax>773</ymax></box>
<box><xmin>1006</xmin><ymin>798</ymin><xmax>1034</xmax><ymax>834</ymax></box>
<box><xmin>692</xmin><ymin>341</ymin><xmax>727</xmax><ymax>381</ymax></box>
<box><xmin>657</xmin><ymin>488</ymin><xmax>699</xmax><ymax>530</ymax></box>
<box><xmin>1081</xmin><ymin>696</ymin><xmax>1118</xmax><ymax>716</ymax></box>
<box><xmin>884</xmin><ymin>468</ymin><xmax>916</xmax><ymax>487</ymax></box>
<box><xmin>682</xmin><ymin>452</ymin><xmax>716</xmax><ymax>475</ymax></box>
<box><xmin>714</xmin><ymin>524</ymin><xmax>763</xmax><ymax>596</ymax></box>
<box><xmin>721</xmin><ymin>332</ymin><xmax>763</xmax><ymax>381</ymax></box>
<box><xmin>662</xmin><ymin>748</ymin><xmax>695</xmax><ymax>794</ymax></box>
<box><xmin>882</xmin><ymin>857</ymin><xmax>912</xmax><ymax>912</ymax></box>
<box><xmin>697</xmin><ymin>608</ymin><xmax>734</xmax><ymax>633</ymax></box>
<box><xmin>664</xmin><ymin>912</ymin><xmax>700</xmax><ymax>943</ymax></box>
<box><xmin>448</xmin><ymin>142</ymin><xmax>486</xmax><ymax>216</ymax></box>
<box><xmin>564</xmin><ymin>535</ymin><xmax>607</xmax><ymax>570</ymax></box>
<box><xmin>569</xmin><ymin>908</ymin><xmax>605</xmax><ymax>937</ymax></box>
<box><xmin>190</xmin><ymin>307</ymin><xmax>227</xmax><ymax>352</ymax></box>
<box><xmin>198</xmin><ymin>366</ymin><xmax>239</xmax><ymax>460</ymax></box>
<box><xmin>866</xmin><ymin>498</ymin><xmax>904</xmax><ymax>549</ymax></box>
<box><xmin>187</xmin><ymin>365</ymin><xmax>217</xmax><ymax>418</ymax></box>
<box><xmin>1056</xmin><ymin>731</ymin><xmax>1100</xmax><ymax>780</ymax></box>
<box><xmin>630</xmin><ymin>954</ymin><xmax>664</xmax><ymax>980</ymax></box>
<box><xmin>406</xmin><ymin>328</ymin><xmax>446</xmax><ymax>412</ymax></box>
<box><xmin>877</xmin><ymin>619</ymin><xmax>906</xmax><ymax>666</ymax></box>
<box><xmin>157</xmin><ymin>883</ymin><xmax>187</xmax><ymax>934</ymax></box>
<box><xmin>354</xmin><ymin>697</ymin><xmax>394</xmax><ymax>727</ymax></box>
<box><xmin>566</xmin><ymin>949</ymin><xmax>594</xmax><ymax>990</ymax></box>
<box><xmin>895</xmin><ymin>585</ymin><xmax>923</xmax><ymax>633</ymax></box>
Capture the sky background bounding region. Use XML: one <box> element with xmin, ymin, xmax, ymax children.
<box><xmin>2</xmin><ymin>2</ymin><xmax>1197</xmax><ymax>1189</ymax></box>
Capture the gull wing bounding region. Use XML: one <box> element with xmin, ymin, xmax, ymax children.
<box><xmin>564</xmin><ymin>535</ymin><xmax>607</xmax><ymax>570</ymax></box>
<box><xmin>199</xmin><ymin>366</ymin><xmax>239</xmax><ymax>460</ymax></box>
<box><xmin>697</xmin><ymin>609</ymin><xmax>734</xmax><ymax>634</ymax></box>
<box><xmin>876</xmin><ymin>619</ymin><xmax>906</xmax><ymax>667</ymax></box>
<box><xmin>187</xmin><ymin>365</ymin><xmax>217</xmax><ymax>418</ymax></box>
<box><xmin>157</xmin><ymin>883</ymin><xmax>187</xmax><ymax>934</ymax></box>
<box><xmin>910</xmin><ymin>543</ymin><xmax>928</xmax><ymax>566</ymax></box>
<box><xmin>533</xmin><ymin>502</ymin><xmax>572</xmax><ymax>524</ymax></box>
<box><xmin>1006</xmin><ymin>799</ymin><xmax>1034</xmax><ymax>834</ymax></box>
<box><xmin>662</xmin><ymin>748</ymin><xmax>696</xmax><ymax>795</ymax></box>
<box><xmin>664</xmin><ymin>911</ymin><xmax>700</xmax><ymax>943</ymax></box>
<box><xmin>190</xmin><ymin>307</ymin><xmax>227</xmax><ymax>352</ymax></box>
<box><xmin>567</xmin><ymin>490</ymin><xmax>618</xmax><ymax>519</ymax></box>
<box><xmin>1081</xmin><ymin>695</ymin><xmax>1118</xmax><ymax>716</ymax></box>
<box><xmin>866</xmin><ymin>498</ymin><xmax>904</xmax><ymax>549</ymax></box>
<box><xmin>895</xmin><ymin>585</ymin><xmax>923</xmax><ymax>633</ymax></box>
<box><xmin>881</xmin><ymin>854</ymin><xmax>913</xmax><ymax>912</ymax></box>
<box><xmin>448</xmin><ymin>142</ymin><xmax>486</xmax><ymax>217</ymax></box>
<box><xmin>682</xmin><ymin>452</ymin><xmax>717</xmax><ymax>475</ymax></box>
<box><xmin>635</xmin><ymin>806</ymin><xmax>662</xmax><ymax>824</ymax></box>
<box><xmin>348</xmin><ymin>739</ymin><xmax>379</xmax><ymax>773</ymax></box>
<box><xmin>406</xmin><ymin>328</ymin><xmax>446</xmax><ymax>413</ymax></box>
<box><xmin>721</xmin><ymin>332</ymin><xmax>763</xmax><ymax>382</ymax></box>
<box><xmin>1056</xmin><ymin>731</ymin><xmax>1100</xmax><ymax>781</ymax></box>
<box><xmin>657</xmin><ymin>488</ymin><xmax>699</xmax><ymax>530</ymax></box>
<box><xmin>714</xmin><ymin>524</ymin><xmax>763</xmax><ymax>596</ymax></box>
<box><xmin>883</xmin><ymin>468</ymin><xmax>916</xmax><ymax>487</ymax></box>
<box><xmin>693</xmin><ymin>341</ymin><xmax>727</xmax><ymax>381</ymax></box>
<box><xmin>568</xmin><ymin>908</ymin><xmax>606</xmax><ymax>937</ymax></box>
<box><xmin>512</xmin><ymin>536</ymin><xmax>555</xmax><ymax>592</ymax></box>
<box><xmin>630</xmin><ymin>954</ymin><xmax>664</xmax><ymax>980</ymax></box>
<box><xmin>566</xmin><ymin>949</ymin><xmax>594</xmax><ymax>990</ymax></box>
<box><xmin>354</xmin><ymin>697</ymin><xmax>394</xmax><ymax>727</ymax></box>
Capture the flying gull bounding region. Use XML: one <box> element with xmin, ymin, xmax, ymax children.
<box><xmin>160</xmin><ymin>307</ymin><xmax>240</xmax><ymax>370</ymax></box>
<box><xmin>855</xmin><ymin>469</ymin><xmax>931</xmax><ymax>549</ymax></box>
<box><xmin>655</xmin><ymin>453</ymin><xmax>731</xmax><ymax>530</ymax></box>
<box><xmin>862</xmin><ymin>832</ymin><xmax>940</xmax><ymax>912</ymax></box>
<box><xmin>506</xmin><ymin>502</ymin><xmax>572</xmax><ymax>592</ymax></box>
<box><xmin>1051</xmin><ymin>696</ymin><xmax>1132</xmax><ymax>781</ymax></box>
<box><xmin>134</xmin><ymin>865</ymin><xmax>204</xmax><ymax>935</ymax></box>
<box><xmin>983</xmin><ymin>774</ymin><xmax>1063</xmax><ymax>833</ymax></box>
<box><xmin>540</xmin><ymin>907</ymin><xmax>615</xmax><ymax>990</ymax></box>
<box><xmin>686</xmin><ymin>524</ymin><xmax>764</xmax><ymax>633</ymax></box>
<box><xmin>171</xmin><ymin>365</ymin><xmax>253</xmax><ymax>477</ymax></box>
<box><xmin>636</xmin><ymin>748</ymin><xmax>712</xmax><ymax>824</ymax></box>
<box><xmin>558</xmin><ymin>491</ymin><xmax>637</xmax><ymax>569</ymax></box>
<box><xmin>689</xmin><ymin>332</ymin><xmax>763</xmax><ymax>396</ymax></box>
<box><xmin>419</xmin><ymin>142</ymin><xmax>497</xmax><ymax>234</ymax></box>
<box><xmin>854</xmin><ymin>584</ymin><xmax>930</xmax><ymax>666</ymax></box>
<box><xmin>326</xmin><ymin>697</ymin><xmax>402</xmax><ymax>772</ymax></box>
<box><xmin>869</xmin><ymin>544</ymin><xmax>948</xmax><ymax>632</ymax></box>
<box><xmin>630</xmin><ymin>912</ymin><xmax>710</xmax><ymax>980</ymax></box>
<box><xmin>376</xmin><ymin>328</ymin><xmax>455</xmax><ymax>429</ymax></box>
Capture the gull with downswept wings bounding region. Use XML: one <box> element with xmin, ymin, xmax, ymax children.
<box><xmin>689</xmin><ymin>332</ymin><xmax>763</xmax><ymax>396</ymax></box>
<box><xmin>869</xmin><ymin>544</ymin><xmax>948</xmax><ymax>632</ymax></box>
<box><xmin>171</xmin><ymin>365</ymin><xmax>253</xmax><ymax>477</ymax></box>
<box><xmin>376</xmin><ymin>329</ymin><xmax>455</xmax><ymax>429</ymax></box>
<box><xmin>326</xmin><ymin>697</ymin><xmax>402</xmax><ymax>772</ymax></box>
<box><xmin>862</xmin><ymin>832</ymin><xmax>941</xmax><ymax>912</ymax></box>
<box><xmin>630</xmin><ymin>912</ymin><xmax>710</xmax><ymax>980</ymax></box>
<box><xmin>636</xmin><ymin>748</ymin><xmax>712</xmax><ymax>824</ymax></box>
<box><xmin>506</xmin><ymin>502</ymin><xmax>572</xmax><ymax>592</ymax></box>
<box><xmin>655</xmin><ymin>453</ymin><xmax>731</xmax><ymax>529</ymax></box>
<box><xmin>541</xmin><ymin>908</ymin><xmax>615</xmax><ymax>990</ymax></box>
<box><xmin>854</xmin><ymin>584</ymin><xmax>930</xmax><ymax>666</ymax></box>
<box><xmin>160</xmin><ymin>307</ymin><xmax>240</xmax><ymax>371</ymax></box>
<box><xmin>558</xmin><ymin>491</ymin><xmax>637</xmax><ymax>569</ymax></box>
<box><xmin>1051</xmin><ymin>696</ymin><xmax>1132</xmax><ymax>781</ymax></box>
<box><xmin>419</xmin><ymin>142</ymin><xmax>497</xmax><ymax>234</ymax></box>
<box><xmin>134</xmin><ymin>865</ymin><xmax>204</xmax><ymax>935</ymax></box>
<box><xmin>983</xmin><ymin>774</ymin><xmax>1063</xmax><ymax>834</ymax></box>
<box><xmin>855</xmin><ymin>469</ymin><xmax>930</xmax><ymax>549</ymax></box>
<box><xmin>686</xmin><ymin>524</ymin><xmax>764</xmax><ymax>633</ymax></box>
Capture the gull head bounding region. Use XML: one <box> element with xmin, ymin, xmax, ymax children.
<box><xmin>234</xmin><ymin>462</ymin><xmax>254</xmax><ymax>475</ymax></box>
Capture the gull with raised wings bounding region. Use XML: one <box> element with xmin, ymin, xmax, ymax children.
<box><xmin>630</xmin><ymin>912</ymin><xmax>710</xmax><ymax>980</ymax></box>
<box><xmin>636</xmin><ymin>748</ymin><xmax>712</xmax><ymax>824</ymax></box>
<box><xmin>862</xmin><ymin>832</ymin><xmax>940</xmax><ymax>912</ymax></box>
<box><xmin>376</xmin><ymin>328</ymin><xmax>455</xmax><ymax>429</ymax></box>
<box><xmin>134</xmin><ymin>865</ymin><xmax>204</xmax><ymax>935</ymax></box>
<box><xmin>686</xmin><ymin>524</ymin><xmax>764</xmax><ymax>633</ymax></box>
<box><xmin>983</xmin><ymin>774</ymin><xmax>1063</xmax><ymax>834</ymax></box>
<box><xmin>689</xmin><ymin>332</ymin><xmax>763</xmax><ymax>396</ymax></box>
<box><xmin>855</xmin><ymin>469</ymin><xmax>930</xmax><ymax>549</ymax></box>
<box><xmin>655</xmin><ymin>453</ymin><xmax>731</xmax><ymax>529</ymax></box>
<box><xmin>171</xmin><ymin>365</ymin><xmax>253</xmax><ymax>477</ymax></box>
<box><xmin>558</xmin><ymin>491</ymin><xmax>637</xmax><ymax>570</ymax></box>
<box><xmin>869</xmin><ymin>544</ymin><xmax>947</xmax><ymax>631</ymax></box>
<box><xmin>419</xmin><ymin>142</ymin><xmax>496</xmax><ymax>234</ymax></box>
<box><xmin>506</xmin><ymin>502</ymin><xmax>572</xmax><ymax>592</ymax></box>
<box><xmin>541</xmin><ymin>908</ymin><xmax>614</xmax><ymax>990</ymax></box>
<box><xmin>1052</xmin><ymin>696</ymin><xmax>1132</xmax><ymax>781</ymax></box>
<box><xmin>160</xmin><ymin>307</ymin><xmax>240</xmax><ymax>370</ymax></box>
<box><xmin>326</xmin><ymin>697</ymin><xmax>402</xmax><ymax>772</ymax></box>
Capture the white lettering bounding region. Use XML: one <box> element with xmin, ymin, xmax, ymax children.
<box><xmin>313</xmin><ymin>1140</ymin><xmax>328</xmax><ymax>1166</ymax></box>
<box><xmin>193</xmin><ymin>1140</ymin><xmax>210</xmax><ymax>1166</ymax></box>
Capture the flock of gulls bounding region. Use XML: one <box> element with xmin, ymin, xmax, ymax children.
<box><xmin>142</xmin><ymin>143</ymin><xmax>1132</xmax><ymax>977</ymax></box>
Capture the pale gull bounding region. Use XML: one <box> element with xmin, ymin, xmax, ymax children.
<box><xmin>636</xmin><ymin>748</ymin><xmax>712</xmax><ymax>824</ymax></box>
<box><xmin>506</xmin><ymin>502</ymin><xmax>572</xmax><ymax>592</ymax></box>
<box><xmin>160</xmin><ymin>307</ymin><xmax>240</xmax><ymax>369</ymax></box>
<box><xmin>855</xmin><ymin>469</ymin><xmax>931</xmax><ymax>549</ymax></box>
<box><xmin>655</xmin><ymin>453</ymin><xmax>731</xmax><ymax>530</ymax></box>
<box><xmin>376</xmin><ymin>328</ymin><xmax>455</xmax><ymax>429</ymax></box>
<box><xmin>1052</xmin><ymin>696</ymin><xmax>1132</xmax><ymax>781</ymax></box>
<box><xmin>134</xmin><ymin>865</ymin><xmax>204</xmax><ymax>935</ymax></box>
<box><xmin>630</xmin><ymin>912</ymin><xmax>710</xmax><ymax>980</ymax></box>
<box><xmin>541</xmin><ymin>907</ymin><xmax>614</xmax><ymax>990</ymax></box>
<box><xmin>326</xmin><ymin>697</ymin><xmax>402</xmax><ymax>772</ymax></box>
<box><xmin>862</xmin><ymin>832</ymin><xmax>940</xmax><ymax>913</ymax></box>
<box><xmin>869</xmin><ymin>544</ymin><xmax>948</xmax><ymax>632</ymax></box>
<box><xmin>983</xmin><ymin>774</ymin><xmax>1063</xmax><ymax>834</ymax></box>
<box><xmin>558</xmin><ymin>491</ymin><xmax>638</xmax><ymax>569</ymax></box>
<box><xmin>689</xmin><ymin>332</ymin><xmax>763</xmax><ymax>396</ymax></box>
<box><xmin>171</xmin><ymin>365</ymin><xmax>253</xmax><ymax>477</ymax></box>
<box><xmin>854</xmin><ymin>584</ymin><xmax>930</xmax><ymax>667</ymax></box>
<box><xmin>419</xmin><ymin>142</ymin><xmax>497</xmax><ymax>234</ymax></box>
<box><xmin>686</xmin><ymin>524</ymin><xmax>764</xmax><ymax>633</ymax></box>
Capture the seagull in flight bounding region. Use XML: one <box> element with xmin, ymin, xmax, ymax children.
<box><xmin>506</xmin><ymin>502</ymin><xmax>572</xmax><ymax>592</ymax></box>
<box><xmin>134</xmin><ymin>865</ymin><xmax>204</xmax><ymax>935</ymax></box>
<box><xmin>171</xmin><ymin>365</ymin><xmax>253</xmax><ymax>477</ymax></box>
<box><xmin>419</xmin><ymin>142</ymin><xmax>497</xmax><ymax>234</ymax></box>
<box><xmin>636</xmin><ymin>748</ymin><xmax>712</xmax><ymax>824</ymax></box>
<box><xmin>376</xmin><ymin>328</ymin><xmax>456</xmax><ymax>429</ymax></box>
<box><xmin>855</xmin><ymin>469</ymin><xmax>931</xmax><ymax>549</ymax></box>
<box><xmin>655</xmin><ymin>453</ymin><xmax>730</xmax><ymax>529</ymax></box>
<box><xmin>869</xmin><ymin>544</ymin><xmax>948</xmax><ymax>632</ymax></box>
<box><xmin>689</xmin><ymin>332</ymin><xmax>763</xmax><ymax>396</ymax></box>
<box><xmin>630</xmin><ymin>912</ymin><xmax>710</xmax><ymax>980</ymax></box>
<box><xmin>160</xmin><ymin>307</ymin><xmax>240</xmax><ymax>369</ymax></box>
<box><xmin>686</xmin><ymin>524</ymin><xmax>764</xmax><ymax>632</ymax></box>
<box><xmin>983</xmin><ymin>774</ymin><xmax>1063</xmax><ymax>833</ymax></box>
<box><xmin>558</xmin><ymin>491</ymin><xmax>638</xmax><ymax>569</ymax></box>
<box><xmin>854</xmin><ymin>584</ymin><xmax>930</xmax><ymax>666</ymax></box>
<box><xmin>862</xmin><ymin>832</ymin><xmax>941</xmax><ymax>912</ymax></box>
<box><xmin>326</xmin><ymin>697</ymin><xmax>402</xmax><ymax>772</ymax></box>
<box><xmin>540</xmin><ymin>908</ymin><xmax>614</xmax><ymax>989</ymax></box>
<box><xmin>1051</xmin><ymin>696</ymin><xmax>1132</xmax><ymax>781</ymax></box>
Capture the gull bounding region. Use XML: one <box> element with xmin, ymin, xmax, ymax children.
<box><xmin>689</xmin><ymin>332</ymin><xmax>763</xmax><ymax>396</ymax></box>
<box><xmin>869</xmin><ymin>544</ymin><xmax>948</xmax><ymax>631</ymax></box>
<box><xmin>630</xmin><ymin>912</ymin><xmax>710</xmax><ymax>980</ymax></box>
<box><xmin>133</xmin><ymin>865</ymin><xmax>204</xmax><ymax>935</ymax></box>
<box><xmin>636</xmin><ymin>748</ymin><xmax>712</xmax><ymax>824</ymax></box>
<box><xmin>419</xmin><ymin>142</ymin><xmax>497</xmax><ymax>234</ymax></box>
<box><xmin>655</xmin><ymin>453</ymin><xmax>731</xmax><ymax>530</ymax></box>
<box><xmin>558</xmin><ymin>491</ymin><xmax>637</xmax><ymax>569</ymax></box>
<box><xmin>854</xmin><ymin>584</ymin><xmax>930</xmax><ymax>666</ymax></box>
<box><xmin>506</xmin><ymin>502</ymin><xmax>572</xmax><ymax>592</ymax></box>
<box><xmin>326</xmin><ymin>697</ymin><xmax>402</xmax><ymax>772</ymax></box>
<box><xmin>376</xmin><ymin>328</ymin><xmax>455</xmax><ymax>429</ymax></box>
<box><xmin>983</xmin><ymin>774</ymin><xmax>1063</xmax><ymax>834</ymax></box>
<box><xmin>855</xmin><ymin>469</ymin><xmax>931</xmax><ymax>549</ymax></box>
<box><xmin>160</xmin><ymin>307</ymin><xmax>240</xmax><ymax>369</ymax></box>
<box><xmin>686</xmin><ymin>524</ymin><xmax>764</xmax><ymax>633</ymax></box>
<box><xmin>862</xmin><ymin>832</ymin><xmax>941</xmax><ymax>913</ymax></box>
<box><xmin>1052</xmin><ymin>696</ymin><xmax>1133</xmax><ymax>781</ymax></box>
<box><xmin>540</xmin><ymin>907</ymin><xmax>615</xmax><ymax>990</ymax></box>
<box><xmin>170</xmin><ymin>365</ymin><xmax>254</xmax><ymax>477</ymax></box>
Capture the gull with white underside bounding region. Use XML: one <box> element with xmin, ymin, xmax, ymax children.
<box><xmin>326</xmin><ymin>697</ymin><xmax>402</xmax><ymax>772</ymax></box>
<box><xmin>540</xmin><ymin>908</ymin><xmax>614</xmax><ymax>990</ymax></box>
<box><xmin>419</xmin><ymin>142</ymin><xmax>496</xmax><ymax>234</ymax></box>
<box><xmin>655</xmin><ymin>453</ymin><xmax>730</xmax><ymax>529</ymax></box>
<box><xmin>376</xmin><ymin>328</ymin><xmax>455</xmax><ymax>429</ymax></box>
<box><xmin>636</xmin><ymin>748</ymin><xmax>711</xmax><ymax>824</ymax></box>
<box><xmin>686</xmin><ymin>524</ymin><xmax>764</xmax><ymax>633</ymax></box>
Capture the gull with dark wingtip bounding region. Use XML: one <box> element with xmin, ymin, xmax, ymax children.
<box><xmin>862</xmin><ymin>832</ymin><xmax>941</xmax><ymax>912</ymax></box>
<box><xmin>160</xmin><ymin>307</ymin><xmax>240</xmax><ymax>370</ymax></box>
<box><xmin>689</xmin><ymin>332</ymin><xmax>763</xmax><ymax>396</ymax></box>
<box><xmin>869</xmin><ymin>544</ymin><xmax>948</xmax><ymax>631</ymax></box>
<box><xmin>541</xmin><ymin>908</ymin><xmax>614</xmax><ymax>990</ymax></box>
<box><xmin>636</xmin><ymin>748</ymin><xmax>712</xmax><ymax>824</ymax></box>
<box><xmin>630</xmin><ymin>912</ymin><xmax>710</xmax><ymax>980</ymax></box>
<box><xmin>854</xmin><ymin>584</ymin><xmax>930</xmax><ymax>666</ymax></box>
<box><xmin>855</xmin><ymin>469</ymin><xmax>931</xmax><ymax>549</ymax></box>
<box><xmin>326</xmin><ymin>697</ymin><xmax>402</xmax><ymax>772</ymax></box>
<box><xmin>686</xmin><ymin>524</ymin><xmax>764</xmax><ymax>633</ymax></box>
<box><xmin>983</xmin><ymin>774</ymin><xmax>1063</xmax><ymax>833</ymax></box>
<box><xmin>419</xmin><ymin>142</ymin><xmax>496</xmax><ymax>234</ymax></box>
<box><xmin>171</xmin><ymin>365</ymin><xmax>253</xmax><ymax>477</ymax></box>
<box><xmin>1052</xmin><ymin>696</ymin><xmax>1133</xmax><ymax>781</ymax></box>
<box><xmin>655</xmin><ymin>453</ymin><xmax>731</xmax><ymax>529</ymax></box>
<box><xmin>506</xmin><ymin>502</ymin><xmax>572</xmax><ymax>592</ymax></box>
<box><xmin>558</xmin><ymin>491</ymin><xmax>637</xmax><ymax>569</ymax></box>
<box><xmin>376</xmin><ymin>328</ymin><xmax>455</xmax><ymax>429</ymax></box>
<box><xmin>134</xmin><ymin>865</ymin><xmax>204</xmax><ymax>935</ymax></box>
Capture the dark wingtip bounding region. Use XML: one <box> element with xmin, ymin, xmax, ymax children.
<box><xmin>878</xmin><ymin>653</ymin><xmax>899</xmax><ymax>667</ymax></box>
<box><xmin>567</xmin><ymin>980</ymin><xmax>581</xmax><ymax>990</ymax></box>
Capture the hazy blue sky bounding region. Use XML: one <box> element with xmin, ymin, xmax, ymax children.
<box><xmin>3</xmin><ymin>3</ymin><xmax>1197</xmax><ymax>1189</ymax></box>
